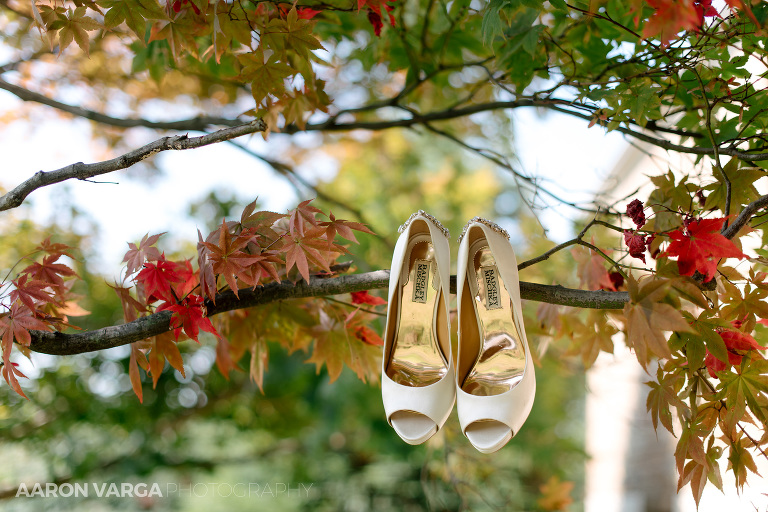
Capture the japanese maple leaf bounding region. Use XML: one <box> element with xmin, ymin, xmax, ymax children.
<box><xmin>239</xmin><ymin>251</ymin><xmax>282</xmax><ymax>288</ymax></box>
<box><xmin>664</xmin><ymin>217</ymin><xmax>746</xmax><ymax>282</ymax></box>
<box><xmin>200</xmin><ymin>220</ymin><xmax>266</xmax><ymax>297</ymax></box>
<box><xmin>353</xmin><ymin>325</ymin><xmax>383</xmax><ymax>346</ymax></box>
<box><xmin>306</xmin><ymin>309</ymin><xmax>349</xmax><ymax>382</ymax></box>
<box><xmin>642</xmin><ymin>0</ymin><xmax>700</xmax><ymax>46</ymax></box>
<box><xmin>624</xmin><ymin>230</ymin><xmax>648</xmax><ymax>263</ymax></box>
<box><xmin>626</xmin><ymin>199</ymin><xmax>646</xmax><ymax>227</ymax></box>
<box><xmin>288</xmin><ymin>198</ymin><xmax>323</xmax><ymax>236</ymax></box>
<box><xmin>109</xmin><ymin>282</ymin><xmax>147</xmax><ymax>323</ymax></box>
<box><xmin>135</xmin><ymin>255</ymin><xmax>185</xmax><ymax>303</ymax></box>
<box><xmin>160</xmin><ymin>294</ymin><xmax>219</xmax><ymax>343</ymax></box>
<box><xmin>0</xmin><ymin>302</ymin><xmax>50</xmax><ymax>347</ymax></box>
<box><xmin>571</xmin><ymin>246</ymin><xmax>615</xmax><ymax>291</ymax></box>
<box><xmin>173</xmin><ymin>259</ymin><xmax>198</xmax><ymax>299</ymax></box>
<box><xmin>10</xmin><ymin>274</ymin><xmax>54</xmax><ymax>312</ymax></box>
<box><xmin>350</xmin><ymin>290</ymin><xmax>387</xmax><ymax>306</ymax></box>
<box><xmin>21</xmin><ymin>254</ymin><xmax>76</xmax><ymax>291</ymax></box>
<box><xmin>298</xmin><ymin>7</ymin><xmax>321</xmax><ymax>19</ymax></box>
<box><xmin>283</xmin><ymin>227</ymin><xmax>334</xmax><ymax>283</ymax></box>
<box><xmin>148</xmin><ymin>332</ymin><xmax>184</xmax><ymax>388</ymax></box>
<box><xmin>359</xmin><ymin>0</ymin><xmax>396</xmax><ymax>36</ymax></box>
<box><xmin>128</xmin><ymin>343</ymin><xmax>148</xmax><ymax>403</ymax></box>
<box><xmin>704</xmin><ymin>329</ymin><xmax>766</xmax><ymax>378</ymax></box>
<box><xmin>319</xmin><ymin>212</ymin><xmax>375</xmax><ymax>245</ymax></box>
<box><xmin>646</xmin><ymin>369</ymin><xmax>687</xmax><ymax>433</ymax></box>
<box><xmin>123</xmin><ymin>232</ymin><xmax>164</xmax><ymax>276</ymax></box>
<box><xmin>197</xmin><ymin>230</ymin><xmax>218</xmax><ymax>303</ymax></box>
<box><xmin>623</xmin><ymin>276</ymin><xmax>694</xmax><ymax>368</ymax></box>
<box><xmin>34</xmin><ymin>237</ymin><xmax>74</xmax><ymax>258</ymax></box>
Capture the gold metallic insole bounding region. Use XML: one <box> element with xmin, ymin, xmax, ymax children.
<box><xmin>386</xmin><ymin>240</ymin><xmax>447</xmax><ymax>387</ymax></box>
<box><xmin>461</xmin><ymin>245</ymin><xmax>526</xmax><ymax>396</ymax></box>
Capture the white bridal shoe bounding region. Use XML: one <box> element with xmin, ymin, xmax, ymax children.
<box><xmin>382</xmin><ymin>211</ymin><xmax>455</xmax><ymax>445</ymax></box>
<box><xmin>456</xmin><ymin>218</ymin><xmax>535</xmax><ymax>453</ymax></box>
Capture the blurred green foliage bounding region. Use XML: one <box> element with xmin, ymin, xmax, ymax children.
<box><xmin>0</xmin><ymin>129</ymin><xmax>585</xmax><ymax>512</ymax></box>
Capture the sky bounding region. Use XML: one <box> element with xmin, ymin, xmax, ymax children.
<box><xmin>0</xmin><ymin>95</ymin><xmax>630</xmax><ymax>280</ymax></box>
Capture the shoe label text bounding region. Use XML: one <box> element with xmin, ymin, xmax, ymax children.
<box><xmin>482</xmin><ymin>266</ymin><xmax>502</xmax><ymax>310</ymax></box>
<box><xmin>412</xmin><ymin>261</ymin><xmax>430</xmax><ymax>303</ymax></box>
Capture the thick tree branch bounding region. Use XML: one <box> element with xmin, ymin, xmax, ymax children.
<box><xmin>0</xmin><ymin>120</ymin><xmax>267</xmax><ymax>211</ymax></box>
<box><xmin>26</xmin><ymin>270</ymin><xmax>629</xmax><ymax>356</ymax></box>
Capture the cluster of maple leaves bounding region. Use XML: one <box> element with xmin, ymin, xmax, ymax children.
<box><xmin>638</xmin><ymin>0</ymin><xmax>748</xmax><ymax>45</ymax></box>
<box><xmin>1</xmin><ymin>200</ymin><xmax>384</xmax><ymax>401</ymax></box>
<box><xmin>552</xmin><ymin>182</ymin><xmax>767</xmax><ymax>503</ymax></box>
<box><xmin>32</xmin><ymin>0</ymin><xmax>398</xmax><ymax>134</ymax></box>
<box><xmin>0</xmin><ymin>239</ymin><xmax>78</xmax><ymax>397</ymax></box>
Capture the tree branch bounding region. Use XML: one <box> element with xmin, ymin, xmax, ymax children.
<box><xmin>0</xmin><ymin>120</ymin><xmax>267</xmax><ymax>211</ymax></box>
<box><xmin>721</xmin><ymin>193</ymin><xmax>768</xmax><ymax>239</ymax></box>
<box><xmin>25</xmin><ymin>270</ymin><xmax>629</xmax><ymax>356</ymax></box>
<box><xmin>0</xmin><ymin>77</ymin><xmax>243</xmax><ymax>130</ymax></box>
<box><xmin>8</xmin><ymin>75</ymin><xmax>764</xmax><ymax>161</ymax></box>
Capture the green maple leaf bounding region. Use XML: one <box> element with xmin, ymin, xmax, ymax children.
<box><xmin>240</xmin><ymin>54</ymin><xmax>294</xmax><ymax>104</ymax></box>
<box><xmin>99</xmin><ymin>0</ymin><xmax>167</xmax><ymax>40</ymax></box>
<box><xmin>281</xmin><ymin>7</ymin><xmax>324</xmax><ymax>60</ymax></box>
<box><xmin>628</xmin><ymin>79</ymin><xmax>662</xmax><ymax>127</ymax></box>
<box><xmin>717</xmin><ymin>358</ymin><xmax>768</xmax><ymax>426</ymax></box>
<box><xmin>705</xmin><ymin>160</ymin><xmax>766</xmax><ymax>211</ymax></box>
<box><xmin>727</xmin><ymin>438</ymin><xmax>759</xmax><ymax>490</ymax></box>
<box><xmin>148</xmin><ymin>15</ymin><xmax>204</xmax><ymax>61</ymax></box>
<box><xmin>647</xmin><ymin>171</ymin><xmax>692</xmax><ymax>232</ymax></box>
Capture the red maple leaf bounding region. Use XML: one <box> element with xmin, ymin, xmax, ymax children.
<box><xmin>350</xmin><ymin>290</ymin><xmax>387</xmax><ymax>306</ymax></box>
<box><xmin>135</xmin><ymin>255</ymin><xmax>185</xmax><ymax>303</ymax></box>
<box><xmin>173</xmin><ymin>259</ymin><xmax>199</xmax><ymax>299</ymax></box>
<box><xmin>160</xmin><ymin>294</ymin><xmax>220</xmax><ymax>342</ymax></box>
<box><xmin>663</xmin><ymin>217</ymin><xmax>746</xmax><ymax>282</ymax></box>
<box><xmin>288</xmin><ymin>198</ymin><xmax>323</xmax><ymax>236</ymax></box>
<box><xmin>10</xmin><ymin>274</ymin><xmax>55</xmax><ymax>312</ymax></box>
<box><xmin>35</xmin><ymin>237</ymin><xmax>74</xmax><ymax>258</ymax></box>
<box><xmin>200</xmin><ymin>220</ymin><xmax>268</xmax><ymax>297</ymax></box>
<box><xmin>319</xmin><ymin>212</ymin><xmax>375</xmax><ymax>245</ymax></box>
<box><xmin>298</xmin><ymin>7</ymin><xmax>321</xmax><ymax>19</ymax></box>
<box><xmin>642</xmin><ymin>0</ymin><xmax>700</xmax><ymax>46</ymax></box>
<box><xmin>282</xmin><ymin>227</ymin><xmax>334</xmax><ymax>283</ymax></box>
<box><xmin>358</xmin><ymin>0</ymin><xmax>395</xmax><ymax>36</ymax></box>
<box><xmin>704</xmin><ymin>329</ymin><xmax>766</xmax><ymax>378</ymax></box>
<box><xmin>21</xmin><ymin>254</ymin><xmax>77</xmax><ymax>291</ymax></box>
<box><xmin>626</xmin><ymin>199</ymin><xmax>646</xmax><ymax>227</ymax></box>
<box><xmin>354</xmin><ymin>325</ymin><xmax>384</xmax><ymax>346</ymax></box>
<box><xmin>0</xmin><ymin>302</ymin><xmax>50</xmax><ymax>347</ymax></box>
<box><xmin>123</xmin><ymin>232</ymin><xmax>164</xmax><ymax>276</ymax></box>
<box><xmin>608</xmin><ymin>271</ymin><xmax>624</xmax><ymax>291</ymax></box>
<box><xmin>624</xmin><ymin>230</ymin><xmax>648</xmax><ymax>263</ymax></box>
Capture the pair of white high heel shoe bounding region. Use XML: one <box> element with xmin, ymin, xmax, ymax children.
<box><xmin>381</xmin><ymin>211</ymin><xmax>535</xmax><ymax>454</ymax></box>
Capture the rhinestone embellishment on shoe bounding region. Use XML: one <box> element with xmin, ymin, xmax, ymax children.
<box><xmin>458</xmin><ymin>217</ymin><xmax>510</xmax><ymax>243</ymax></box>
<box><xmin>398</xmin><ymin>210</ymin><xmax>450</xmax><ymax>238</ymax></box>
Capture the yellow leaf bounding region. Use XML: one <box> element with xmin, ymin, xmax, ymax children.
<box><xmin>537</xmin><ymin>476</ymin><xmax>574</xmax><ymax>511</ymax></box>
